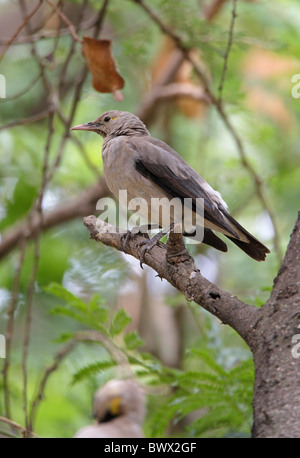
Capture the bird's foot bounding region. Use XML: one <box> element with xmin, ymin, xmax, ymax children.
<box><xmin>121</xmin><ymin>230</ymin><xmax>132</xmax><ymax>253</ymax></box>
<box><xmin>121</xmin><ymin>224</ymin><xmax>155</xmax><ymax>253</ymax></box>
<box><xmin>121</xmin><ymin>229</ymin><xmax>147</xmax><ymax>253</ymax></box>
<box><xmin>138</xmin><ymin>223</ymin><xmax>174</xmax><ymax>268</ymax></box>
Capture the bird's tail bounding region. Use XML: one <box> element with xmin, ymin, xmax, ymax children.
<box><xmin>223</xmin><ymin>211</ymin><xmax>270</xmax><ymax>261</ymax></box>
<box><xmin>184</xmin><ymin>227</ymin><xmax>228</xmax><ymax>252</ymax></box>
<box><xmin>225</xmin><ymin>234</ymin><xmax>269</xmax><ymax>261</ymax></box>
<box><xmin>184</xmin><ymin>215</ymin><xmax>270</xmax><ymax>261</ymax></box>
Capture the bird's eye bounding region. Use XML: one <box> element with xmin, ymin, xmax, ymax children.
<box><xmin>104</xmin><ymin>116</ymin><xmax>111</xmax><ymax>123</ymax></box>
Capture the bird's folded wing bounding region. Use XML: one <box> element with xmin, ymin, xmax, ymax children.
<box><xmin>129</xmin><ymin>136</ymin><xmax>240</xmax><ymax>239</ymax></box>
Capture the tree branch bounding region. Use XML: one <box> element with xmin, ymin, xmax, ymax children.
<box><xmin>203</xmin><ymin>0</ymin><xmax>228</xmax><ymax>22</ymax></box>
<box><xmin>0</xmin><ymin>415</ymin><xmax>37</xmax><ymax>438</ymax></box>
<box><xmin>0</xmin><ymin>0</ymin><xmax>42</xmax><ymax>62</ymax></box>
<box><xmin>0</xmin><ymin>109</ymin><xmax>52</xmax><ymax>132</ymax></box>
<box><xmin>2</xmin><ymin>238</ymin><xmax>27</xmax><ymax>419</ymax></box>
<box><xmin>218</xmin><ymin>0</ymin><xmax>238</xmax><ymax>102</ymax></box>
<box><xmin>83</xmin><ymin>216</ymin><xmax>259</xmax><ymax>348</ymax></box>
<box><xmin>137</xmin><ymin>82</ymin><xmax>209</xmax><ymax>125</ymax></box>
<box><xmin>0</xmin><ymin>178</ymin><xmax>110</xmax><ymax>260</ymax></box>
<box><xmin>45</xmin><ymin>0</ymin><xmax>83</xmax><ymax>43</ymax></box>
<box><xmin>136</xmin><ymin>48</ymin><xmax>186</xmax><ymax>125</ymax></box>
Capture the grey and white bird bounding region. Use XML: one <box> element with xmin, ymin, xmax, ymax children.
<box><xmin>71</xmin><ymin>110</ymin><xmax>270</xmax><ymax>262</ymax></box>
<box><xmin>74</xmin><ymin>379</ymin><xmax>145</xmax><ymax>438</ymax></box>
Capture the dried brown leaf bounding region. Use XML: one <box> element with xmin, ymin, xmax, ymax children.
<box><xmin>82</xmin><ymin>37</ymin><xmax>124</xmax><ymax>97</ymax></box>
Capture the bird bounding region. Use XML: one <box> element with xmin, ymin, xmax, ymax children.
<box><xmin>74</xmin><ymin>379</ymin><xmax>145</xmax><ymax>438</ymax></box>
<box><xmin>71</xmin><ymin>110</ymin><xmax>270</xmax><ymax>262</ymax></box>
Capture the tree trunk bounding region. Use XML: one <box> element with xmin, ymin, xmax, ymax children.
<box><xmin>251</xmin><ymin>212</ymin><xmax>300</xmax><ymax>437</ymax></box>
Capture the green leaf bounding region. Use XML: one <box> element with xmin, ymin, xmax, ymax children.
<box><xmin>54</xmin><ymin>332</ymin><xmax>75</xmax><ymax>343</ymax></box>
<box><xmin>71</xmin><ymin>360</ymin><xmax>116</xmax><ymax>385</ymax></box>
<box><xmin>88</xmin><ymin>294</ymin><xmax>105</xmax><ymax>313</ymax></box>
<box><xmin>109</xmin><ymin>309</ymin><xmax>132</xmax><ymax>336</ymax></box>
<box><xmin>188</xmin><ymin>349</ymin><xmax>228</xmax><ymax>377</ymax></box>
<box><xmin>45</xmin><ymin>283</ymin><xmax>87</xmax><ymax>312</ymax></box>
<box><xmin>1</xmin><ymin>176</ymin><xmax>37</xmax><ymax>230</ymax></box>
<box><xmin>49</xmin><ymin>307</ymin><xmax>84</xmax><ymax>322</ymax></box>
<box><xmin>124</xmin><ymin>331</ymin><xmax>145</xmax><ymax>351</ymax></box>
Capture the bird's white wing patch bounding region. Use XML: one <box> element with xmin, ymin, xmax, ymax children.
<box><xmin>201</xmin><ymin>181</ymin><xmax>228</xmax><ymax>210</ymax></box>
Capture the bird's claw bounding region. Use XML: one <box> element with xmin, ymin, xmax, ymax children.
<box><xmin>122</xmin><ymin>225</ymin><xmax>172</xmax><ymax>268</ymax></box>
<box><xmin>138</xmin><ymin>238</ymin><xmax>157</xmax><ymax>269</ymax></box>
<box><xmin>121</xmin><ymin>228</ymin><xmax>150</xmax><ymax>256</ymax></box>
<box><xmin>121</xmin><ymin>230</ymin><xmax>132</xmax><ymax>253</ymax></box>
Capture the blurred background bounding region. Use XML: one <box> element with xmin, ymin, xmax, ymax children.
<box><xmin>0</xmin><ymin>0</ymin><xmax>299</xmax><ymax>438</ymax></box>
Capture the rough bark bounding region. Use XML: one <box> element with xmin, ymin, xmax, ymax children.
<box><xmin>84</xmin><ymin>211</ymin><xmax>300</xmax><ymax>438</ymax></box>
<box><xmin>251</xmin><ymin>211</ymin><xmax>300</xmax><ymax>437</ymax></box>
<box><xmin>83</xmin><ymin>217</ymin><xmax>258</xmax><ymax>348</ymax></box>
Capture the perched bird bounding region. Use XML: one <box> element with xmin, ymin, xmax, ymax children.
<box><xmin>74</xmin><ymin>379</ymin><xmax>145</xmax><ymax>438</ymax></box>
<box><xmin>71</xmin><ymin>110</ymin><xmax>270</xmax><ymax>262</ymax></box>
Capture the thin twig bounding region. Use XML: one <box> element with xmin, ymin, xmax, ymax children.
<box><xmin>2</xmin><ymin>238</ymin><xmax>27</xmax><ymax>420</ymax></box>
<box><xmin>0</xmin><ymin>416</ymin><xmax>38</xmax><ymax>438</ymax></box>
<box><xmin>47</xmin><ymin>0</ymin><xmax>64</xmax><ymax>59</ymax></box>
<box><xmin>218</xmin><ymin>0</ymin><xmax>238</xmax><ymax>102</ymax></box>
<box><xmin>0</xmin><ymin>109</ymin><xmax>51</xmax><ymax>131</ymax></box>
<box><xmin>46</xmin><ymin>0</ymin><xmax>110</xmax><ymax>182</ymax></box>
<box><xmin>29</xmin><ymin>340</ymin><xmax>77</xmax><ymax>431</ymax></box>
<box><xmin>1</xmin><ymin>71</ymin><xmax>42</xmax><ymax>102</ymax></box>
<box><xmin>45</xmin><ymin>0</ymin><xmax>83</xmax><ymax>43</ymax></box>
<box><xmin>29</xmin><ymin>328</ymin><xmax>126</xmax><ymax>430</ymax></box>
<box><xmin>19</xmin><ymin>0</ymin><xmax>52</xmax><ymax>95</ymax></box>
<box><xmin>203</xmin><ymin>0</ymin><xmax>228</xmax><ymax>22</ymax></box>
<box><xmin>215</xmin><ymin>101</ymin><xmax>283</xmax><ymax>260</ymax></box>
<box><xmin>0</xmin><ymin>0</ymin><xmax>42</xmax><ymax>62</ymax></box>
<box><xmin>137</xmin><ymin>82</ymin><xmax>209</xmax><ymax>124</ymax></box>
<box><xmin>0</xmin><ymin>17</ymin><xmax>101</xmax><ymax>45</ymax></box>
<box><xmin>0</xmin><ymin>427</ymin><xmax>20</xmax><ymax>439</ymax></box>
<box><xmin>22</xmin><ymin>113</ymin><xmax>55</xmax><ymax>433</ymax></box>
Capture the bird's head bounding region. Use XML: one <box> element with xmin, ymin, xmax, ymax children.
<box><xmin>71</xmin><ymin>110</ymin><xmax>149</xmax><ymax>139</ymax></box>
<box><xmin>93</xmin><ymin>379</ymin><xmax>146</xmax><ymax>425</ymax></box>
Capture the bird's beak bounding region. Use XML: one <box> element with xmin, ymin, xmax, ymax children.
<box><xmin>70</xmin><ymin>122</ymin><xmax>100</xmax><ymax>133</ymax></box>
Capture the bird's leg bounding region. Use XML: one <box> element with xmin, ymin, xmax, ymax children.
<box><xmin>121</xmin><ymin>229</ymin><xmax>147</xmax><ymax>253</ymax></box>
<box><xmin>121</xmin><ymin>224</ymin><xmax>158</xmax><ymax>253</ymax></box>
<box><xmin>139</xmin><ymin>222</ymin><xmax>175</xmax><ymax>268</ymax></box>
<box><xmin>121</xmin><ymin>230</ymin><xmax>136</xmax><ymax>253</ymax></box>
<box><xmin>132</xmin><ymin>223</ymin><xmax>159</xmax><ymax>235</ymax></box>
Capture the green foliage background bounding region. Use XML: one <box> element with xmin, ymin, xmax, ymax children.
<box><xmin>0</xmin><ymin>0</ymin><xmax>299</xmax><ymax>438</ymax></box>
